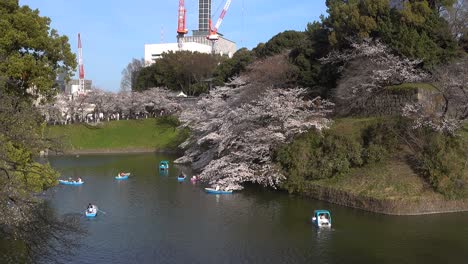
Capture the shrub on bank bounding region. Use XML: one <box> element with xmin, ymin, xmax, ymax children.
<box><xmin>276</xmin><ymin>118</ymin><xmax>467</xmax><ymax>199</ymax></box>
<box><xmin>275</xmin><ymin>119</ymin><xmax>400</xmax><ymax>193</ymax></box>
<box><xmin>409</xmin><ymin>128</ymin><xmax>467</xmax><ymax>199</ymax></box>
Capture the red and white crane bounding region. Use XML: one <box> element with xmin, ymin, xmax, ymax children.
<box><xmin>177</xmin><ymin>0</ymin><xmax>188</xmax><ymax>49</ymax></box>
<box><xmin>207</xmin><ymin>0</ymin><xmax>233</xmax><ymax>53</ymax></box>
<box><xmin>78</xmin><ymin>33</ymin><xmax>85</xmax><ymax>94</ymax></box>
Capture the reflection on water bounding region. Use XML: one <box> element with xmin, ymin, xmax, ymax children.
<box><xmin>42</xmin><ymin>153</ymin><xmax>468</xmax><ymax>264</ymax></box>
<box><xmin>158</xmin><ymin>168</ymin><xmax>169</xmax><ymax>176</ymax></box>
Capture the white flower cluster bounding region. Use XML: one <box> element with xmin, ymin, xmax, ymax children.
<box><xmin>402</xmin><ymin>103</ymin><xmax>461</xmax><ymax>135</ymax></box>
<box><xmin>176</xmin><ymin>79</ymin><xmax>334</xmax><ymax>190</ymax></box>
<box><xmin>39</xmin><ymin>88</ymin><xmax>182</xmax><ymax>124</ymax></box>
<box><xmin>321</xmin><ymin>40</ymin><xmax>428</xmax><ymax>98</ymax></box>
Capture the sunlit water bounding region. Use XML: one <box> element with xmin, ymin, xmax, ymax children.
<box><xmin>43</xmin><ymin>153</ymin><xmax>467</xmax><ymax>264</ymax></box>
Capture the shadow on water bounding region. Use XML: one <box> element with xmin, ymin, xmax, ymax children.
<box><xmin>0</xmin><ymin>202</ymin><xmax>85</xmax><ymax>264</ymax></box>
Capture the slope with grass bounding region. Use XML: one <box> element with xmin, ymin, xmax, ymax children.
<box><xmin>276</xmin><ymin>118</ymin><xmax>468</xmax><ymax>215</ymax></box>
<box><xmin>46</xmin><ymin>118</ymin><xmax>189</xmax><ymax>154</ymax></box>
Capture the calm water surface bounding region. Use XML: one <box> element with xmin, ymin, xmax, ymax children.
<box><xmin>45</xmin><ymin>153</ymin><xmax>467</xmax><ymax>264</ymax></box>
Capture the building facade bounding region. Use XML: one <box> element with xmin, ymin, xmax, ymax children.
<box><xmin>144</xmin><ymin>42</ymin><xmax>212</xmax><ymax>65</ymax></box>
<box><xmin>65</xmin><ymin>79</ymin><xmax>92</xmax><ymax>95</ymax></box>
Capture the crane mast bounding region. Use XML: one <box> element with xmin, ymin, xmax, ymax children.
<box><xmin>177</xmin><ymin>0</ymin><xmax>188</xmax><ymax>49</ymax></box>
<box><xmin>78</xmin><ymin>33</ymin><xmax>85</xmax><ymax>94</ymax></box>
<box><xmin>207</xmin><ymin>0</ymin><xmax>232</xmax><ymax>54</ymax></box>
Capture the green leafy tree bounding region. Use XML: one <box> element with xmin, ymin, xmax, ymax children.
<box><xmin>323</xmin><ymin>0</ymin><xmax>459</xmax><ymax>68</ymax></box>
<box><xmin>0</xmin><ymin>1</ymin><xmax>81</xmax><ymax>261</ymax></box>
<box><xmin>0</xmin><ymin>0</ymin><xmax>76</xmax><ymax>100</ymax></box>
<box><xmin>213</xmin><ymin>48</ymin><xmax>254</xmax><ymax>84</ymax></box>
<box><xmin>134</xmin><ymin>51</ymin><xmax>221</xmax><ymax>95</ymax></box>
<box><xmin>252</xmin><ymin>30</ymin><xmax>306</xmax><ymax>58</ymax></box>
<box><xmin>292</xmin><ymin>22</ymin><xmax>336</xmax><ymax>94</ymax></box>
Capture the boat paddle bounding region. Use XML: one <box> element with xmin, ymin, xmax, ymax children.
<box><xmin>98</xmin><ymin>209</ymin><xmax>107</xmax><ymax>214</ymax></box>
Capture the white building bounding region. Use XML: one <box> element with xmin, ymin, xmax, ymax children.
<box><xmin>65</xmin><ymin>79</ymin><xmax>92</xmax><ymax>95</ymax></box>
<box><xmin>144</xmin><ymin>37</ymin><xmax>237</xmax><ymax>65</ymax></box>
<box><xmin>144</xmin><ymin>42</ymin><xmax>212</xmax><ymax>65</ymax></box>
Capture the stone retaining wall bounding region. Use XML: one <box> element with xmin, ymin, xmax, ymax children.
<box><xmin>302</xmin><ymin>183</ymin><xmax>468</xmax><ymax>215</ymax></box>
<box><xmin>336</xmin><ymin>87</ymin><xmax>444</xmax><ymax>117</ymax></box>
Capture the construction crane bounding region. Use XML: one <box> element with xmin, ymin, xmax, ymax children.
<box><xmin>207</xmin><ymin>0</ymin><xmax>232</xmax><ymax>54</ymax></box>
<box><xmin>78</xmin><ymin>33</ymin><xmax>85</xmax><ymax>94</ymax></box>
<box><xmin>177</xmin><ymin>0</ymin><xmax>188</xmax><ymax>50</ymax></box>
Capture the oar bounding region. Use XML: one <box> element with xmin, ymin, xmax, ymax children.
<box><xmin>98</xmin><ymin>209</ymin><xmax>107</xmax><ymax>214</ymax></box>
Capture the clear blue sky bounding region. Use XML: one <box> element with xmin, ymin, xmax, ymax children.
<box><xmin>19</xmin><ymin>0</ymin><xmax>327</xmax><ymax>92</ymax></box>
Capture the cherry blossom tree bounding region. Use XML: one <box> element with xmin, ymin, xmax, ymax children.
<box><xmin>321</xmin><ymin>39</ymin><xmax>429</xmax><ymax>100</ymax></box>
<box><xmin>175</xmin><ymin>79</ymin><xmax>334</xmax><ymax>191</ymax></box>
<box><xmin>40</xmin><ymin>87</ymin><xmax>182</xmax><ymax>123</ymax></box>
<box><xmin>402</xmin><ymin>56</ymin><xmax>468</xmax><ymax>134</ymax></box>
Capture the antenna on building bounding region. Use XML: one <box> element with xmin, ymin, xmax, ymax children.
<box><xmin>78</xmin><ymin>33</ymin><xmax>85</xmax><ymax>94</ymax></box>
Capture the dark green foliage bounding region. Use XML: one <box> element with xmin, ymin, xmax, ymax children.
<box><xmin>290</xmin><ymin>22</ymin><xmax>338</xmax><ymax>96</ymax></box>
<box><xmin>252</xmin><ymin>30</ymin><xmax>307</xmax><ymax>58</ymax></box>
<box><xmin>213</xmin><ymin>31</ymin><xmax>306</xmax><ymax>84</ymax></box>
<box><xmin>408</xmin><ymin>128</ymin><xmax>467</xmax><ymax>199</ymax></box>
<box><xmin>276</xmin><ymin>117</ymin><xmax>467</xmax><ymax>198</ymax></box>
<box><xmin>1</xmin><ymin>2</ymin><xmax>83</xmax><ymax>257</ymax></box>
<box><xmin>155</xmin><ymin>115</ymin><xmax>181</xmax><ymax>127</ymax></box>
<box><xmin>275</xmin><ymin>119</ymin><xmax>397</xmax><ymax>193</ymax></box>
<box><xmin>133</xmin><ymin>51</ymin><xmax>222</xmax><ymax>95</ymax></box>
<box><xmin>285</xmin><ymin>0</ymin><xmax>461</xmax><ymax>96</ymax></box>
<box><xmin>213</xmin><ymin>48</ymin><xmax>254</xmax><ymax>84</ymax></box>
<box><xmin>323</xmin><ymin>0</ymin><xmax>459</xmax><ymax>68</ymax></box>
<box><xmin>361</xmin><ymin>120</ymin><xmax>402</xmax><ymax>163</ymax></box>
<box><xmin>0</xmin><ymin>0</ymin><xmax>77</xmax><ymax>100</ymax></box>
<box><xmin>275</xmin><ymin>129</ymin><xmax>365</xmax><ymax>193</ymax></box>
<box><xmin>0</xmin><ymin>0</ymin><xmax>73</xmax><ymax>198</ymax></box>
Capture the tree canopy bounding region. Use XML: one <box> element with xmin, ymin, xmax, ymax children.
<box><xmin>133</xmin><ymin>51</ymin><xmax>222</xmax><ymax>95</ymax></box>
<box><xmin>120</xmin><ymin>58</ymin><xmax>144</xmax><ymax>92</ymax></box>
<box><xmin>323</xmin><ymin>0</ymin><xmax>459</xmax><ymax>68</ymax></box>
<box><xmin>1</xmin><ymin>1</ymin><xmax>80</xmax><ymax>261</ymax></box>
<box><xmin>0</xmin><ymin>0</ymin><xmax>76</xmax><ymax>100</ymax></box>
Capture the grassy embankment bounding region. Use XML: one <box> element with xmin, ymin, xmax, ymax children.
<box><xmin>284</xmin><ymin>83</ymin><xmax>468</xmax><ymax>214</ymax></box>
<box><xmin>311</xmin><ymin>118</ymin><xmax>431</xmax><ymax>200</ymax></box>
<box><xmin>46</xmin><ymin>117</ymin><xmax>189</xmax><ymax>153</ymax></box>
<box><xmin>277</xmin><ymin>116</ymin><xmax>468</xmax><ymax>215</ymax></box>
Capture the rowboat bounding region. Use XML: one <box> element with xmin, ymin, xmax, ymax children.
<box><xmin>312</xmin><ymin>210</ymin><xmax>332</xmax><ymax>228</ymax></box>
<box><xmin>204</xmin><ymin>188</ymin><xmax>233</xmax><ymax>194</ymax></box>
<box><xmin>159</xmin><ymin>160</ymin><xmax>169</xmax><ymax>170</ymax></box>
<box><xmin>177</xmin><ymin>175</ymin><xmax>186</xmax><ymax>182</ymax></box>
<box><xmin>59</xmin><ymin>179</ymin><xmax>84</xmax><ymax>185</ymax></box>
<box><xmin>85</xmin><ymin>205</ymin><xmax>98</xmax><ymax>218</ymax></box>
<box><xmin>115</xmin><ymin>173</ymin><xmax>130</xmax><ymax>180</ymax></box>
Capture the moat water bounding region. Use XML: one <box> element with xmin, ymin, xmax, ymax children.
<box><xmin>41</xmin><ymin>153</ymin><xmax>467</xmax><ymax>263</ymax></box>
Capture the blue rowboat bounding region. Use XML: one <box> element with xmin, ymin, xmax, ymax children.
<box><xmin>115</xmin><ymin>173</ymin><xmax>130</xmax><ymax>180</ymax></box>
<box><xmin>85</xmin><ymin>206</ymin><xmax>98</xmax><ymax>218</ymax></box>
<box><xmin>177</xmin><ymin>175</ymin><xmax>186</xmax><ymax>182</ymax></box>
<box><xmin>59</xmin><ymin>180</ymin><xmax>84</xmax><ymax>185</ymax></box>
<box><xmin>204</xmin><ymin>188</ymin><xmax>233</xmax><ymax>194</ymax></box>
<box><xmin>159</xmin><ymin>160</ymin><xmax>169</xmax><ymax>170</ymax></box>
<box><xmin>312</xmin><ymin>210</ymin><xmax>332</xmax><ymax>228</ymax></box>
